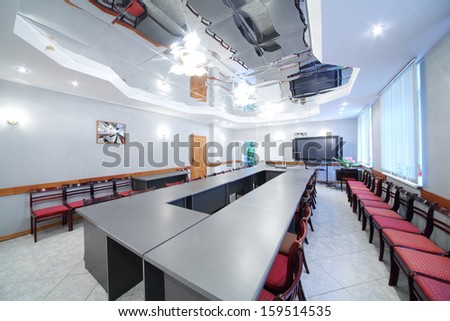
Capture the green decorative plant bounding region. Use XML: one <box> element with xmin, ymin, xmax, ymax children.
<box><xmin>333</xmin><ymin>156</ymin><xmax>359</xmax><ymax>169</ymax></box>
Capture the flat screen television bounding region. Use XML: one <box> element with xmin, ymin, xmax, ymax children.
<box><xmin>293</xmin><ymin>135</ymin><xmax>342</xmax><ymax>163</ymax></box>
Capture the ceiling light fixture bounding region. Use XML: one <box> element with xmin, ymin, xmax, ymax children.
<box><xmin>234</xmin><ymin>83</ymin><xmax>255</xmax><ymax>107</ymax></box>
<box><xmin>169</xmin><ymin>32</ymin><xmax>208</xmax><ymax>77</ymax></box>
<box><xmin>370</xmin><ymin>24</ymin><xmax>384</xmax><ymax>37</ymax></box>
<box><xmin>71</xmin><ymin>80</ymin><xmax>79</xmax><ymax>87</ymax></box>
<box><xmin>17</xmin><ymin>66</ymin><xmax>28</xmax><ymax>73</ymax></box>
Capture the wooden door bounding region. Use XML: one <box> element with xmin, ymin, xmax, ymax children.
<box><xmin>189</xmin><ymin>134</ymin><xmax>207</xmax><ymax>179</ymax></box>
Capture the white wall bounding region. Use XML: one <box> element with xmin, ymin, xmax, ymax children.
<box><xmin>233</xmin><ymin>118</ymin><xmax>358</xmax><ymax>163</ymax></box>
<box><xmin>423</xmin><ymin>31</ymin><xmax>450</xmax><ymax>198</ymax></box>
<box><xmin>0</xmin><ymin>80</ymin><xmax>213</xmax><ymax>236</ymax></box>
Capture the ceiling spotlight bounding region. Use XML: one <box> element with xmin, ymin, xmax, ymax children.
<box><xmin>370</xmin><ymin>24</ymin><xmax>384</xmax><ymax>37</ymax></box>
<box><xmin>339</xmin><ymin>111</ymin><xmax>343</xmax><ymax>115</ymax></box>
<box><xmin>17</xmin><ymin>66</ymin><xmax>28</xmax><ymax>73</ymax></box>
<box><xmin>341</xmin><ymin>102</ymin><xmax>348</xmax><ymax>107</ymax></box>
<box><xmin>71</xmin><ymin>80</ymin><xmax>79</xmax><ymax>87</ymax></box>
<box><xmin>340</xmin><ymin>107</ymin><xmax>345</xmax><ymax>111</ymax></box>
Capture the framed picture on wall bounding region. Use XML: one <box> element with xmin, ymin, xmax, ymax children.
<box><xmin>96</xmin><ymin>120</ymin><xmax>126</xmax><ymax>144</ymax></box>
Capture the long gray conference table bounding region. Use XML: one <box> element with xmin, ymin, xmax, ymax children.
<box><xmin>77</xmin><ymin>166</ymin><xmax>314</xmax><ymax>300</ymax></box>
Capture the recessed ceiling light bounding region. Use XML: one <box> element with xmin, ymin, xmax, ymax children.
<box><xmin>71</xmin><ymin>80</ymin><xmax>79</xmax><ymax>87</ymax></box>
<box><xmin>340</xmin><ymin>107</ymin><xmax>345</xmax><ymax>111</ymax></box>
<box><xmin>339</xmin><ymin>111</ymin><xmax>343</xmax><ymax>115</ymax></box>
<box><xmin>214</xmin><ymin>119</ymin><xmax>218</xmax><ymax>122</ymax></box>
<box><xmin>17</xmin><ymin>66</ymin><xmax>28</xmax><ymax>73</ymax></box>
<box><xmin>295</xmin><ymin>120</ymin><xmax>299</xmax><ymax>123</ymax></box>
<box><xmin>370</xmin><ymin>24</ymin><xmax>384</xmax><ymax>37</ymax></box>
<box><xmin>341</xmin><ymin>102</ymin><xmax>348</xmax><ymax>107</ymax></box>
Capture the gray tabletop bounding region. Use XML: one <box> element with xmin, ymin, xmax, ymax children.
<box><xmin>96</xmin><ymin>204</ymin><xmax>209</xmax><ymax>256</ymax></box>
<box><xmin>144</xmin><ymin>168</ymin><xmax>313</xmax><ymax>300</ymax></box>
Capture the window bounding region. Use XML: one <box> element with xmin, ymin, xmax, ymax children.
<box><xmin>357</xmin><ymin>105</ymin><xmax>373</xmax><ymax>167</ymax></box>
<box><xmin>380</xmin><ymin>60</ymin><xmax>422</xmax><ymax>185</ymax></box>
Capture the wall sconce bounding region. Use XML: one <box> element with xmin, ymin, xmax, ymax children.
<box><xmin>7</xmin><ymin>119</ymin><xmax>19</xmax><ymax>125</ymax></box>
<box><xmin>4</xmin><ymin>108</ymin><xmax>22</xmax><ymax>126</ymax></box>
<box><xmin>158</xmin><ymin>125</ymin><xmax>170</xmax><ymax>140</ymax></box>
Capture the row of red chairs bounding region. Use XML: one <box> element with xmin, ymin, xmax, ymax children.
<box><xmin>258</xmin><ymin>171</ymin><xmax>318</xmax><ymax>300</ymax></box>
<box><xmin>346</xmin><ymin>171</ymin><xmax>450</xmax><ymax>300</ymax></box>
<box><xmin>29</xmin><ymin>177</ymin><xmax>140</xmax><ymax>242</ymax></box>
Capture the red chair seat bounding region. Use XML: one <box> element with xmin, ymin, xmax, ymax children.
<box><xmin>414</xmin><ymin>275</ymin><xmax>450</xmax><ymax>301</ymax></box>
<box><xmin>68</xmin><ymin>200</ymin><xmax>84</xmax><ymax>209</ymax></box>
<box><xmin>365</xmin><ymin>207</ymin><xmax>401</xmax><ymax>219</ymax></box>
<box><xmin>373</xmin><ymin>216</ymin><xmax>421</xmax><ymax>234</ymax></box>
<box><xmin>347</xmin><ymin>181</ymin><xmax>366</xmax><ymax>187</ymax></box>
<box><xmin>349</xmin><ymin>186</ymin><xmax>369</xmax><ymax>191</ymax></box>
<box><xmin>257</xmin><ymin>289</ymin><xmax>276</xmax><ymax>301</ymax></box>
<box><xmin>119</xmin><ymin>190</ymin><xmax>132</xmax><ymax>197</ymax></box>
<box><xmin>357</xmin><ymin>194</ymin><xmax>382</xmax><ymax>201</ymax></box>
<box><xmin>360</xmin><ymin>199</ymin><xmax>391</xmax><ymax>209</ymax></box>
<box><xmin>33</xmin><ymin>205</ymin><xmax>69</xmax><ymax>218</ymax></box>
<box><xmin>395</xmin><ymin>248</ymin><xmax>450</xmax><ymax>280</ymax></box>
<box><xmin>353</xmin><ymin>189</ymin><xmax>373</xmax><ymax>194</ymax></box>
<box><xmin>265</xmin><ymin>253</ymin><xmax>288</xmax><ymax>290</ymax></box>
<box><xmin>383</xmin><ymin>230</ymin><xmax>445</xmax><ymax>254</ymax></box>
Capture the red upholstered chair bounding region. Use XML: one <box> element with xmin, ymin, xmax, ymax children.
<box><xmin>165</xmin><ymin>180</ymin><xmax>185</xmax><ymax>187</ymax></box>
<box><xmin>361</xmin><ymin>184</ymin><xmax>402</xmax><ymax>230</ymax></box>
<box><xmin>29</xmin><ymin>186</ymin><xmax>70</xmax><ymax>242</ymax></box>
<box><xmin>279</xmin><ymin>210</ymin><xmax>311</xmax><ymax>274</ymax></box>
<box><xmin>64</xmin><ymin>182</ymin><xmax>97</xmax><ymax>228</ymax></box>
<box><xmin>357</xmin><ymin>180</ymin><xmax>398</xmax><ymax>220</ymax></box>
<box><xmin>351</xmin><ymin>176</ymin><xmax>383</xmax><ymax>213</ymax></box>
<box><xmin>258</xmin><ymin>240</ymin><xmax>305</xmax><ymax>301</ymax></box>
<box><xmin>64</xmin><ymin>183</ymin><xmax>94</xmax><ymax>210</ymax></box>
<box><xmin>379</xmin><ymin>203</ymin><xmax>449</xmax><ymax>262</ymax></box>
<box><xmin>368</xmin><ymin>191</ymin><xmax>417</xmax><ymax>243</ymax></box>
<box><xmin>114</xmin><ymin>0</ymin><xmax>146</xmax><ymax>28</ymax></box>
<box><xmin>388</xmin><ymin>247</ymin><xmax>450</xmax><ymax>300</ymax></box>
<box><xmin>113</xmin><ymin>177</ymin><xmax>133</xmax><ymax>197</ymax></box>
<box><xmin>346</xmin><ymin>172</ymin><xmax>373</xmax><ymax>203</ymax></box>
<box><xmin>263</xmin><ymin>218</ymin><xmax>308</xmax><ymax>300</ymax></box>
<box><xmin>410</xmin><ymin>272</ymin><xmax>450</xmax><ymax>301</ymax></box>
<box><xmin>91</xmin><ymin>180</ymin><xmax>117</xmax><ymax>202</ymax></box>
<box><xmin>259</xmin><ymin>237</ymin><xmax>306</xmax><ymax>301</ymax></box>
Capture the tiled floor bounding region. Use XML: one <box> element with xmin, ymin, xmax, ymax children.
<box><xmin>0</xmin><ymin>183</ymin><xmax>409</xmax><ymax>301</ymax></box>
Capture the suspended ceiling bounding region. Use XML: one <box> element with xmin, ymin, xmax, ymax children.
<box><xmin>0</xmin><ymin>0</ymin><xmax>449</xmax><ymax>128</ymax></box>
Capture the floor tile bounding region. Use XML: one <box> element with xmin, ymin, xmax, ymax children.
<box><xmin>44</xmin><ymin>274</ymin><xmax>97</xmax><ymax>301</ymax></box>
<box><xmin>309</xmin><ymin>288</ymin><xmax>356</xmax><ymax>301</ymax></box>
<box><xmin>346</xmin><ymin>280</ymin><xmax>405</xmax><ymax>301</ymax></box>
